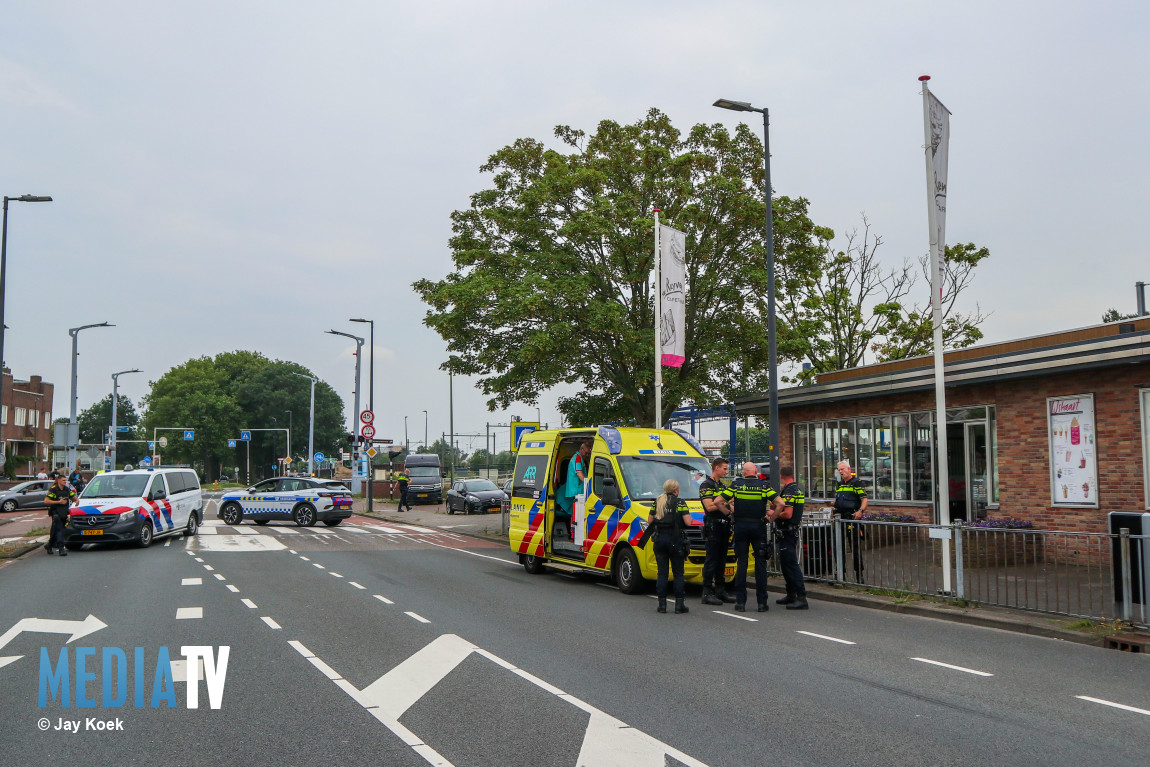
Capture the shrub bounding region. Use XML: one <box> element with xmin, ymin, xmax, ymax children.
<box><xmin>964</xmin><ymin>516</ymin><xmax>1033</xmax><ymax>529</ymax></box>
<box><xmin>861</xmin><ymin>512</ymin><xmax>917</xmax><ymax>523</ymax></box>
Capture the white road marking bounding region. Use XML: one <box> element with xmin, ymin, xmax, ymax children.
<box><xmin>196</xmin><ymin>535</ymin><xmax>285</xmax><ymax>552</ymax></box>
<box><xmin>229</xmin><ymin>525</ymin><xmax>259</xmax><ymax>535</ymax></box>
<box><xmin>299</xmin><ymin>556</ymin><xmax>310</xmax><ymax>561</ymax></box>
<box><xmin>313</xmin><ymin>563</ymin><xmax>325</xmax><ymax>569</ymax></box>
<box><xmin>273</xmin><ymin>526</ymin><xmax>299</xmax><ymax>535</ymax></box>
<box><xmin>203</xmin><ymin>565</ymin><xmax>214</xmax><ymax>571</ymax></box>
<box><xmin>164</xmin><ymin>538</ymin><xmax>172</xmax><ymax>547</ymax></box>
<box><xmin>241</xmin><ymin>599</ymin><xmax>258</xmax><ymax>609</ymax></box>
<box><xmin>194</xmin><ymin>558</ymin><xmax>204</xmax><ymax>562</ymax></box>
<box><xmin>1076</xmin><ymin>696</ymin><xmax>1150</xmax><ymax>716</ymax></box>
<box><xmin>911</xmin><ymin>657</ymin><xmax>993</xmax><ymax>676</ymax></box>
<box><xmin>797</xmin><ymin>630</ymin><xmax>856</xmax><ymax>645</ymax></box>
<box><xmin>330</xmin><ymin>572</ymin><xmax>343</xmax><ymax>578</ymax></box>
<box><xmin>197</xmin><ymin>525</ymin><xmax>217</xmax><ymax>534</ymax></box>
<box><xmin>344</xmin><ymin>526</ymin><xmax>370</xmax><ymax>534</ymax></box>
<box><xmin>713</xmin><ymin>611</ymin><xmax>758</xmax><ymax>623</ymax></box>
<box><xmin>176</xmin><ymin>607</ymin><xmax>203</xmax><ymax>620</ymax></box>
<box><xmin>181</xmin><ymin>578</ymin><xmax>202</xmax><ymax>586</ymax></box>
<box><xmin>288</xmin><ymin>549</ymin><xmax>297</xmax><ymax>554</ymax></box>
<box><xmin>169</xmin><ymin>658</ymin><xmax>204</xmax><ymax>683</ymax></box>
<box><xmin>410</xmin><ymin>538</ymin><xmax>521</xmax><ymax>567</ymax></box>
<box><xmin>186</xmin><ymin>551</ymin><xmax>196</xmax><ymax>555</ymax></box>
<box><xmin>213</xmin><ymin>574</ymin><xmax>226</xmax><ymax>581</ymax></box>
<box><xmin>226</xmin><ymin>585</ymin><xmax>239</xmax><ymax>593</ymax></box>
<box><xmin>373</xmin><ymin>594</ymin><xmax>394</xmax><ymax>605</ymax></box>
<box><xmin>349</xmin><ymin>581</ymin><xmax>365</xmax><ymax>589</ymax></box>
<box><xmin>405</xmin><ymin>611</ymin><xmax>431</xmax><ymax>624</ymax></box>
<box><xmin>261</xmin><ymin>616</ymin><xmax>282</xmax><ymax>630</ymax></box>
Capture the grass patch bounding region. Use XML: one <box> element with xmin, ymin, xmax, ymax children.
<box><xmin>25</xmin><ymin>526</ymin><xmax>48</xmax><ymax>537</ymax></box>
<box><xmin>0</xmin><ymin>540</ymin><xmax>43</xmax><ymax>559</ymax></box>
<box><xmin>858</xmin><ymin>585</ymin><xmax>971</xmax><ymax>608</ymax></box>
<box><xmin>1060</xmin><ymin>617</ymin><xmax>1131</xmax><ymax>637</ymax></box>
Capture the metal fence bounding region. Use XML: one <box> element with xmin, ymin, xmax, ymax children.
<box><xmin>778</xmin><ymin>516</ymin><xmax>1148</xmax><ymax>628</ymax></box>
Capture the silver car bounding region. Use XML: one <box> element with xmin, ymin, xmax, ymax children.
<box><xmin>0</xmin><ymin>480</ymin><xmax>52</xmax><ymax>513</ymax></box>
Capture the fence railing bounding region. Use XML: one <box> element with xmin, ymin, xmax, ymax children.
<box><xmin>777</xmin><ymin>516</ymin><xmax>1148</xmax><ymax>628</ymax></box>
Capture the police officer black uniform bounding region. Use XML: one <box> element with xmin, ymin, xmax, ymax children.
<box><xmin>395</xmin><ymin>469</ymin><xmax>411</xmax><ymax>512</ymax></box>
<box><xmin>832</xmin><ymin>461</ymin><xmax>868</xmax><ymax>582</ymax></box>
<box><xmin>699</xmin><ymin>457</ymin><xmax>735</xmax><ymax>606</ymax></box>
<box><xmin>724</xmin><ymin>462</ymin><xmax>782</xmax><ymax>612</ymax></box>
<box><xmin>44</xmin><ymin>476</ymin><xmax>76</xmax><ymax>557</ymax></box>
<box><xmin>647</xmin><ymin>479</ymin><xmax>692</xmax><ymax>614</ymax></box>
<box><xmin>773</xmin><ymin>465</ymin><xmax>808</xmax><ymax>609</ymax></box>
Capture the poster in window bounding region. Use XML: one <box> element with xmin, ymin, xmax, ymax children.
<box><xmin>1047</xmin><ymin>394</ymin><xmax>1097</xmax><ymax>507</ymax></box>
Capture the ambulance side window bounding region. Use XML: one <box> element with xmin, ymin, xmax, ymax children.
<box><xmin>513</xmin><ymin>455</ymin><xmax>549</xmax><ymax>498</ymax></box>
<box><xmin>593</xmin><ymin>458</ymin><xmax>621</xmax><ymax>505</ymax></box>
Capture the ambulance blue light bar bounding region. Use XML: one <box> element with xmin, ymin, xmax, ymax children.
<box><xmin>598</xmin><ymin>425</ymin><xmax>623</xmax><ymax>455</ymax></box>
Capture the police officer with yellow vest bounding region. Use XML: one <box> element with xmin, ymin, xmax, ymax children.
<box><xmin>698</xmin><ymin>457</ymin><xmax>736</xmax><ymax>606</ymax></box>
<box><xmin>772</xmin><ymin>464</ymin><xmax>808</xmax><ymax>609</ymax></box>
<box><xmin>723</xmin><ymin>461</ymin><xmax>783</xmax><ymax>612</ymax></box>
<box><xmin>44</xmin><ymin>475</ymin><xmax>76</xmax><ymax>557</ymax></box>
<box><xmin>833</xmin><ymin>460</ymin><xmax>868</xmax><ymax>582</ymax></box>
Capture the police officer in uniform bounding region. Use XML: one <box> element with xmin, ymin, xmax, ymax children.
<box><xmin>44</xmin><ymin>475</ymin><xmax>76</xmax><ymax>557</ymax></box>
<box><xmin>395</xmin><ymin>468</ymin><xmax>411</xmax><ymax>512</ymax></box>
<box><xmin>726</xmin><ymin>461</ymin><xmax>783</xmax><ymax>612</ymax></box>
<box><xmin>833</xmin><ymin>460</ymin><xmax>868</xmax><ymax>582</ymax></box>
<box><xmin>699</xmin><ymin>457</ymin><xmax>736</xmax><ymax>606</ymax></box>
<box><xmin>647</xmin><ymin>479</ymin><xmax>692</xmax><ymax>614</ymax></box>
<box><xmin>772</xmin><ymin>465</ymin><xmax>808</xmax><ymax>609</ymax></box>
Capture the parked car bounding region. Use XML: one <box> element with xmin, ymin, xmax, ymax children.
<box><xmin>446</xmin><ymin>478</ymin><xmax>507</xmax><ymax>515</ymax></box>
<box><xmin>502</xmin><ymin>478</ymin><xmax>513</xmax><ymax>496</ymax></box>
<box><xmin>0</xmin><ymin>480</ymin><xmax>52</xmax><ymax>513</ymax></box>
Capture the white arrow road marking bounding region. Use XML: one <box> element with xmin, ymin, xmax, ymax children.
<box><xmin>292</xmin><ymin>633</ymin><xmax>711</xmax><ymax>767</ymax></box>
<box><xmin>0</xmin><ymin>614</ymin><xmax>108</xmax><ymax>652</ymax></box>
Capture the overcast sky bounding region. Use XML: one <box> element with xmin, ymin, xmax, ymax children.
<box><xmin>2</xmin><ymin>1</ymin><xmax>1147</xmax><ymax>454</ymax></box>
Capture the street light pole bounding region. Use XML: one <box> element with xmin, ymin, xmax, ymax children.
<box><xmin>350</xmin><ymin>318</ymin><xmax>375</xmax><ymax>511</ymax></box>
<box><xmin>423</xmin><ymin>410</ymin><xmax>428</xmax><ymax>451</ymax></box>
<box><xmin>713</xmin><ymin>98</ymin><xmax>779</xmax><ymax>492</ymax></box>
<box><xmin>0</xmin><ymin>194</ymin><xmax>52</xmax><ymax>470</ymax></box>
<box><xmin>68</xmin><ymin>322</ymin><xmax>114</xmax><ymax>470</ymax></box>
<box><xmin>327</xmin><ymin>329</ymin><xmax>364</xmax><ymax>492</ymax></box>
<box><xmin>291</xmin><ymin>373</ymin><xmax>317</xmax><ymax>477</ymax></box>
<box><xmin>110</xmin><ymin>369</ymin><xmax>141</xmax><ymax>470</ymax></box>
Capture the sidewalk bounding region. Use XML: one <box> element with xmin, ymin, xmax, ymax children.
<box><xmin>351</xmin><ymin>497</ymin><xmax>1146</xmax><ymax>647</ymax></box>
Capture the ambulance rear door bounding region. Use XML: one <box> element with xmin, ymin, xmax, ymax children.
<box><xmin>509</xmin><ymin>444</ymin><xmax>552</xmax><ymax>558</ymax></box>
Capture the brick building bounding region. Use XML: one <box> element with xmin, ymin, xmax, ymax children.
<box><xmin>1</xmin><ymin>368</ymin><xmax>55</xmax><ymax>476</ymax></box>
<box><xmin>735</xmin><ymin>317</ymin><xmax>1150</xmax><ymax>533</ymax></box>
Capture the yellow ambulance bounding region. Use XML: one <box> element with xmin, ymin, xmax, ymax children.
<box><xmin>508</xmin><ymin>425</ymin><xmax>731</xmax><ymax>593</ymax></box>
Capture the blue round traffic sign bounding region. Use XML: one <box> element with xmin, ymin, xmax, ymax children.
<box><xmin>313</xmin><ymin>452</ymin><xmax>325</xmax><ymax>463</ymax></box>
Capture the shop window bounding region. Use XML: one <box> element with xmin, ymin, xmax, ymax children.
<box><xmin>911</xmin><ymin>412</ymin><xmax>934</xmax><ymax>502</ymax></box>
<box><xmin>893</xmin><ymin>415</ymin><xmax>911</xmax><ymax>500</ymax></box>
<box><xmin>856</xmin><ymin>418</ymin><xmax>875</xmax><ymax>498</ymax></box>
<box><xmin>795</xmin><ymin>423</ymin><xmax>809</xmax><ymax>491</ymax></box>
<box><xmin>988</xmin><ymin>405</ymin><xmax>999</xmax><ymax>504</ymax></box>
<box><xmin>811</xmin><ymin>422</ymin><xmax>826</xmax><ymax>497</ymax></box>
<box><xmin>840</xmin><ymin>420</ymin><xmax>856</xmax><ymax>474</ymax></box>
<box><xmin>825</xmin><ymin>422</ymin><xmax>840</xmax><ymax>496</ymax></box>
<box><xmin>1142</xmin><ymin>391</ymin><xmax>1150</xmax><ymax>509</ymax></box>
<box><xmin>874</xmin><ymin>416</ymin><xmax>893</xmax><ymax>500</ymax></box>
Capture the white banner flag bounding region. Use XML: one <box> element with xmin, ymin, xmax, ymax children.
<box><xmin>659</xmin><ymin>224</ymin><xmax>686</xmax><ymax>368</ymax></box>
<box><xmin>928</xmin><ymin>92</ymin><xmax>951</xmax><ymax>260</ymax></box>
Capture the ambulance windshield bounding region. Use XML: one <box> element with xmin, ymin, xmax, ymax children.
<box><xmin>616</xmin><ymin>456</ymin><xmax>711</xmax><ymax>501</ymax></box>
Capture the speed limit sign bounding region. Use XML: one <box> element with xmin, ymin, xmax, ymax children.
<box><xmin>360</xmin><ymin>410</ymin><xmax>374</xmax><ymax>425</ymax></box>
<box><xmin>361</xmin><ymin>424</ymin><xmax>376</xmax><ymax>439</ymax></box>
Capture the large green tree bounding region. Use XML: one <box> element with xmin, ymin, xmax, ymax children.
<box><xmin>415</xmin><ymin>108</ymin><xmax>827</xmax><ymax>427</ymax></box>
<box><xmin>139</xmin><ymin>351</ymin><xmax>345</xmax><ymax>480</ymax></box>
<box><xmin>78</xmin><ymin>394</ymin><xmax>143</xmax><ymax>467</ymax></box>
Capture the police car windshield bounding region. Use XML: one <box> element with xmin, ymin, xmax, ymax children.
<box><xmin>616</xmin><ymin>456</ymin><xmax>711</xmax><ymax>501</ymax></box>
<box><xmin>80</xmin><ymin>474</ymin><xmax>150</xmax><ymax>498</ymax></box>
<box><xmin>408</xmin><ymin>467</ymin><xmax>439</xmax><ymax>478</ymax></box>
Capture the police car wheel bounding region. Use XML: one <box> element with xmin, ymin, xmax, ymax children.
<box><xmin>523</xmin><ymin>554</ymin><xmax>546</xmax><ymax>574</ymax></box>
<box><xmin>220</xmin><ymin>503</ymin><xmax>243</xmax><ymax>525</ymax></box>
<box><xmin>136</xmin><ymin>521</ymin><xmax>154</xmax><ymax>548</ymax></box>
<box><xmin>184</xmin><ymin>515</ymin><xmax>198</xmax><ymax>537</ymax></box>
<box><xmin>613</xmin><ymin>546</ymin><xmax>645</xmax><ymax>594</ymax></box>
<box><xmin>292</xmin><ymin>504</ymin><xmax>317</xmax><ymax>527</ymax></box>
<box><xmin>1</xmin><ymin>499</ymin><xmax>15</xmax><ymax>512</ymax></box>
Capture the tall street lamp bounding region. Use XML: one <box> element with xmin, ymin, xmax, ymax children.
<box><xmin>350</xmin><ymin>317</ymin><xmax>375</xmax><ymax>511</ymax></box>
<box><xmin>285</xmin><ymin>410</ymin><xmax>292</xmax><ymax>464</ymax></box>
<box><xmin>110</xmin><ymin>369</ymin><xmax>141</xmax><ymax>470</ymax></box>
<box><xmin>0</xmin><ymin>194</ymin><xmax>52</xmax><ymax>469</ymax></box>
<box><xmin>68</xmin><ymin>322</ymin><xmax>114</xmax><ymax>469</ymax></box>
<box><xmin>326</xmin><ymin>329</ymin><xmax>364</xmax><ymax>493</ymax></box>
<box><xmin>291</xmin><ymin>373</ymin><xmax>317</xmax><ymax>477</ymax></box>
<box><xmin>713</xmin><ymin>97</ymin><xmax>780</xmax><ymax>491</ymax></box>
<box><xmin>422</xmin><ymin>410</ymin><xmax>428</xmax><ymax>451</ymax></box>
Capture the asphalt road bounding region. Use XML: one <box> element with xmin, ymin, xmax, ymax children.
<box><xmin>1</xmin><ymin>509</ymin><xmax>1147</xmax><ymax>767</ymax></box>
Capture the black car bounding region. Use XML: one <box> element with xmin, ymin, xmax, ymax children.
<box><xmin>445</xmin><ymin>479</ymin><xmax>507</xmax><ymax>515</ymax></box>
<box><xmin>0</xmin><ymin>480</ymin><xmax>52</xmax><ymax>513</ymax></box>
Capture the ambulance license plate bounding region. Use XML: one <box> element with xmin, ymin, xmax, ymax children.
<box><xmin>82</xmin><ymin>530</ymin><xmax>104</xmax><ymax>536</ymax></box>
<box><xmin>724</xmin><ymin>567</ymin><xmax>735</xmax><ymax>577</ymax></box>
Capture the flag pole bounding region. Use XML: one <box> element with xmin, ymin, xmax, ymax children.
<box><xmin>654</xmin><ymin>208</ymin><xmax>662</xmax><ymax>429</ymax></box>
<box><xmin>920</xmin><ymin>74</ymin><xmax>952</xmax><ymax>595</ymax></box>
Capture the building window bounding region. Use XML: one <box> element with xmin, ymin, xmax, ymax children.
<box><xmin>1</xmin><ymin>406</ymin><xmax>6</xmax><ymax>425</ymax></box>
<box><xmin>30</xmin><ymin>410</ymin><xmax>39</xmax><ymax>429</ymax></box>
<box><xmin>1141</xmin><ymin>390</ymin><xmax>1150</xmax><ymax>510</ymax></box>
<box><xmin>14</xmin><ymin>408</ymin><xmax>26</xmax><ymax>427</ymax></box>
<box><xmin>912</xmin><ymin>412</ymin><xmax>935</xmax><ymax>503</ymax></box>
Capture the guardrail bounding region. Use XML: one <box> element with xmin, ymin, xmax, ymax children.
<box><xmin>772</xmin><ymin>517</ymin><xmax>1148</xmax><ymax>628</ymax></box>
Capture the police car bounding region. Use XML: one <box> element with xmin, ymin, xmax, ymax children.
<box><xmin>218</xmin><ymin>477</ymin><xmax>353</xmax><ymax>527</ymax></box>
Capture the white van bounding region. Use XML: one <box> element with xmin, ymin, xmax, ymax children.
<box><xmin>63</xmin><ymin>468</ymin><xmax>203</xmax><ymax>550</ymax></box>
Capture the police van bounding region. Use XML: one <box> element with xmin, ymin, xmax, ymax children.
<box><xmin>64</xmin><ymin>468</ymin><xmax>204</xmax><ymax>550</ymax></box>
<box><xmin>509</xmin><ymin>426</ymin><xmax>732</xmax><ymax>593</ymax></box>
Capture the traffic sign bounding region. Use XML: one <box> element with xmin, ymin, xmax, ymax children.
<box><xmin>148</xmin><ymin>441</ymin><xmax>155</xmax><ymax>450</ymax></box>
<box><xmin>239</xmin><ymin>431</ymin><xmax>251</xmax><ymax>441</ymax></box>
<box><xmin>284</xmin><ymin>456</ymin><xmax>292</xmax><ymax>463</ymax></box>
<box><xmin>510</xmin><ymin>421</ymin><xmax>540</xmax><ymax>452</ymax></box>
<box><xmin>184</xmin><ymin>430</ymin><xmax>194</xmax><ymax>441</ymax></box>
<box><xmin>314</xmin><ymin>452</ymin><xmax>325</xmax><ymax>463</ymax></box>
<box><xmin>360</xmin><ymin>410</ymin><xmax>374</xmax><ymax>425</ymax></box>
<box><xmin>361</xmin><ymin>424</ymin><xmax>376</xmax><ymax>439</ymax></box>
<box><xmin>366</xmin><ymin>447</ymin><xmax>378</xmax><ymax>458</ymax></box>
<box><xmin>159</xmin><ymin>437</ymin><xmax>168</xmax><ymax>448</ymax></box>
<box><xmin>228</xmin><ymin>439</ymin><xmax>237</xmax><ymax>448</ymax></box>
<box><xmin>115</xmin><ymin>425</ymin><xmax>131</xmax><ymax>433</ymax></box>
<box><xmin>142</xmin><ymin>456</ymin><xmax>153</xmax><ymax>466</ymax></box>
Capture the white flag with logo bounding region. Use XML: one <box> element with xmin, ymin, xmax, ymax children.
<box><xmin>928</xmin><ymin>92</ymin><xmax>951</xmax><ymax>259</ymax></box>
<box><xmin>659</xmin><ymin>224</ymin><xmax>686</xmax><ymax>368</ymax></box>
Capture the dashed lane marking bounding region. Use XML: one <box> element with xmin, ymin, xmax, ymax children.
<box><xmin>349</xmin><ymin>582</ymin><xmax>365</xmax><ymax>589</ymax></box>
<box><xmin>213</xmin><ymin>574</ymin><xmax>226</xmax><ymax>581</ymax></box>
<box><xmin>405</xmin><ymin>612</ymin><xmax>431</xmax><ymax>624</ymax></box>
<box><xmin>373</xmin><ymin>595</ymin><xmax>394</xmax><ymax>605</ymax></box>
<box><xmin>911</xmin><ymin>657</ymin><xmax>993</xmax><ymax>677</ymax></box>
<box><xmin>261</xmin><ymin>616</ymin><xmax>282</xmax><ymax>630</ymax></box>
<box><xmin>797</xmin><ymin>630</ymin><xmax>856</xmax><ymax>645</ymax></box>
<box><xmin>1076</xmin><ymin>696</ymin><xmax>1150</xmax><ymax>717</ymax></box>
<box><xmin>241</xmin><ymin>599</ymin><xmax>258</xmax><ymax>609</ymax></box>
<box><xmin>330</xmin><ymin>572</ymin><xmax>343</xmax><ymax>578</ymax></box>
<box><xmin>226</xmin><ymin>585</ymin><xmax>240</xmax><ymax>593</ymax></box>
<box><xmin>181</xmin><ymin>578</ymin><xmax>202</xmax><ymax>586</ymax></box>
<box><xmin>713</xmin><ymin>611</ymin><xmax>758</xmax><ymax>623</ymax></box>
<box><xmin>176</xmin><ymin>607</ymin><xmax>203</xmax><ymax>620</ymax></box>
